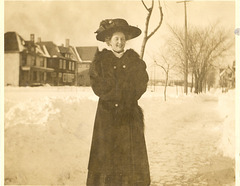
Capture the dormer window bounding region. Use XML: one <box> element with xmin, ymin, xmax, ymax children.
<box><xmin>65</xmin><ymin>53</ymin><xmax>71</xmax><ymax>58</ymax></box>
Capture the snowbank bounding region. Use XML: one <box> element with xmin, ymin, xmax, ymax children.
<box><xmin>4</xmin><ymin>86</ymin><xmax>235</xmax><ymax>185</ymax></box>
<box><xmin>216</xmin><ymin>89</ymin><xmax>235</xmax><ymax>159</ymax></box>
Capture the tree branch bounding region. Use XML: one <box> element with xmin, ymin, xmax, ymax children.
<box><xmin>140</xmin><ymin>0</ymin><xmax>164</xmax><ymax>59</ymax></box>
<box><xmin>147</xmin><ymin>0</ymin><xmax>164</xmax><ymax>40</ymax></box>
<box><xmin>155</xmin><ymin>60</ymin><xmax>167</xmax><ymax>73</ymax></box>
<box><xmin>141</xmin><ymin>0</ymin><xmax>151</xmax><ymax>11</ymax></box>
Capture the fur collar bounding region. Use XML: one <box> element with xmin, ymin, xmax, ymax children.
<box><xmin>96</xmin><ymin>48</ymin><xmax>140</xmax><ymax>61</ymax></box>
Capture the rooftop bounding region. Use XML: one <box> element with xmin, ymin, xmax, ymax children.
<box><xmin>4</xmin><ymin>32</ymin><xmax>26</xmax><ymax>52</ymax></box>
<box><xmin>75</xmin><ymin>46</ymin><xmax>98</xmax><ymax>62</ymax></box>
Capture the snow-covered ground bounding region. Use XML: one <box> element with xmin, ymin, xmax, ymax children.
<box><xmin>4</xmin><ymin>86</ymin><xmax>235</xmax><ymax>185</ymax></box>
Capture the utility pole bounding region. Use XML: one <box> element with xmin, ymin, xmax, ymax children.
<box><xmin>154</xmin><ymin>63</ymin><xmax>156</xmax><ymax>92</ymax></box>
<box><xmin>177</xmin><ymin>0</ymin><xmax>190</xmax><ymax>94</ymax></box>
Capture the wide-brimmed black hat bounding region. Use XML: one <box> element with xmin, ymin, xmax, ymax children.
<box><xmin>95</xmin><ymin>18</ymin><xmax>141</xmax><ymax>42</ymax></box>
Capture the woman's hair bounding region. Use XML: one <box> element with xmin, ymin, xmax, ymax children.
<box><xmin>105</xmin><ymin>36</ymin><xmax>112</xmax><ymax>46</ymax></box>
<box><xmin>104</xmin><ymin>31</ymin><xmax>128</xmax><ymax>46</ymax></box>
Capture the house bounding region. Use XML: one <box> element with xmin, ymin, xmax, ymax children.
<box><xmin>4</xmin><ymin>32</ymin><xmax>53</xmax><ymax>86</ymax></box>
<box><xmin>219</xmin><ymin>61</ymin><xmax>235</xmax><ymax>92</ymax></box>
<box><xmin>5</xmin><ymin>31</ymin><xmax>98</xmax><ymax>87</ymax></box>
<box><xmin>37</xmin><ymin>39</ymin><xmax>64</xmax><ymax>86</ymax></box>
<box><xmin>75</xmin><ymin>46</ymin><xmax>99</xmax><ymax>86</ymax></box>
<box><xmin>57</xmin><ymin>39</ymin><xmax>79</xmax><ymax>86</ymax></box>
<box><xmin>4</xmin><ymin>32</ymin><xmax>25</xmax><ymax>86</ymax></box>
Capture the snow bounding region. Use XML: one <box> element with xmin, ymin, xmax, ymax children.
<box><xmin>4</xmin><ymin>86</ymin><xmax>235</xmax><ymax>185</ymax></box>
<box><xmin>216</xmin><ymin>89</ymin><xmax>235</xmax><ymax>159</ymax></box>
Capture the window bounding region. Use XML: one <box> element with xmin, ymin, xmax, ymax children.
<box><xmin>40</xmin><ymin>57</ymin><xmax>44</xmax><ymax>67</ymax></box>
<box><xmin>72</xmin><ymin>62</ymin><xmax>75</xmax><ymax>71</ymax></box>
<box><xmin>58</xmin><ymin>73</ymin><xmax>62</xmax><ymax>81</ymax></box>
<box><xmin>63</xmin><ymin>60</ymin><xmax>66</xmax><ymax>69</ymax></box>
<box><xmin>59</xmin><ymin>59</ymin><xmax>63</xmax><ymax>69</ymax></box>
<box><xmin>21</xmin><ymin>53</ymin><xmax>26</xmax><ymax>66</ymax></box>
<box><xmin>69</xmin><ymin>62</ymin><xmax>72</xmax><ymax>70</ymax></box>
<box><xmin>43</xmin><ymin>58</ymin><xmax>46</xmax><ymax>67</ymax></box>
<box><xmin>63</xmin><ymin>73</ymin><xmax>67</xmax><ymax>82</ymax></box>
<box><xmin>44</xmin><ymin>72</ymin><xmax>47</xmax><ymax>81</ymax></box>
<box><xmin>48</xmin><ymin>59</ymin><xmax>52</xmax><ymax>68</ymax></box>
<box><xmin>68</xmin><ymin>74</ymin><xmax>72</xmax><ymax>82</ymax></box>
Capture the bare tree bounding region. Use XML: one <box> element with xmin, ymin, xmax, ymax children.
<box><xmin>153</xmin><ymin>54</ymin><xmax>177</xmax><ymax>101</ymax></box>
<box><xmin>188</xmin><ymin>25</ymin><xmax>233</xmax><ymax>93</ymax></box>
<box><xmin>168</xmin><ymin>24</ymin><xmax>234</xmax><ymax>94</ymax></box>
<box><xmin>140</xmin><ymin>0</ymin><xmax>163</xmax><ymax>60</ymax></box>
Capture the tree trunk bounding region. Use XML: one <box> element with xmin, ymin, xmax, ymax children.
<box><xmin>208</xmin><ymin>84</ymin><xmax>211</xmax><ymax>91</ymax></box>
<box><xmin>164</xmin><ymin>71</ymin><xmax>169</xmax><ymax>101</ymax></box>
<box><xmin>198</xmin><ymin>79</ymin><xmax>203</xmax><ymax>93</ymax></box>
<box><xmin>191</xmin><ymin>71</ymin><xmax>194</xmax><ymax>93</ymax></box>
<box><xmin>140</xmin><ymin>37</ymin><xmax>148</xmax><ymax>60</ymax></box>
<box><xmin>203</xmin><ymin>79</ymin><xmax>207</xmax><ymax>93</ymax></box>
<box><xmin>194</xmin><ymin>73</ymin><xmax>199</xmax><ymax>94</ymax></box>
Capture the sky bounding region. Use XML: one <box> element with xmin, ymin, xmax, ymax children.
<box><xmin>4</xmin><ymin>0</ymin><xmax>236</xmax><ymax>78</ymax></box>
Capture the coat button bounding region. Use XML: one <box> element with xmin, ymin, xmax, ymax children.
<box><xmin>115</xmin><ymin>103</ymin><xmax>118</xmax><ymax>107</ymax></box>
<box><xmin>122</xmin><ymin>65</ymin><xmax>126</xmax><ymax>68</ymax></box>
<box><xmin>113</xmin><ymin>66</ymin><xmax>117</xmax><ymax>69</ymax></box>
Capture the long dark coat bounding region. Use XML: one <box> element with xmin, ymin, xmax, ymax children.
<box><xmin>87</xmin><ymin>49</ymin><xmax>150</xmax><ymax>186</ymax></box>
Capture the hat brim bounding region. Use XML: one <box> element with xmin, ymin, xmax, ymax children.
<box><xmin>96</xmin><ymin>26</ymin><xmax>141</xmax><ymax>42</ymax></box>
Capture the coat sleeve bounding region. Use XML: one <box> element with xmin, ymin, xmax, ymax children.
<box><xmin>121</xmin><ymin>59</ymin><xmax>148</xmax><ymax>109</ymax></box>
<box><xmin>134</xmin><ymin>59</ymin><xmax>149</xmax><ymax>100</ymax></box>
<box><xmin>89</xmin><ymin>54</ymin><xmax>120</xmax><ymax>101</ymax></box>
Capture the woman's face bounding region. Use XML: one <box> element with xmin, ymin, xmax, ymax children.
<box><xmin>108</xmin><ymin>32</ymin><xmax>126</xmax><ymax>53</ymax></box>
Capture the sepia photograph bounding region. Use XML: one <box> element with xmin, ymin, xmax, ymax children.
<box><xmin>2</xmin><ymin>0</ymin><xmax>238</xmax><ymax>185</ymax></box>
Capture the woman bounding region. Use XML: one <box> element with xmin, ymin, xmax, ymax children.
<box><xmin>87</xmin><ymin>18</ymin><xmax>150</xmax><ymax>186</ymax></box>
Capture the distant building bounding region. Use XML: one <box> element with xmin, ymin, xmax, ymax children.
<box><xmin>4</xmin><ymin>32</ymin><xmax>53</xmax><ymax>86</ymax></box>
<box><xmin>75</xmin><ymin>46</ymin><xmax>98</xmax><ymax>86</ymax></box>
<box><xmin>4</xmin><ymin>31</ymin><xmax>98</xmax><ymax>87</ymax></box>
<box><xmin>57</xmin><ymin>39</ymin><xmax>79</xmax><ymax>86</ymax></box>
<box><xmin>4</xmin><ymin>32</ymin><xmax>25</xmax><ymax>86</ymax></box>
<box><xmin>219</xmin><ymin>61</ymin><xmax>235</xmax><ymax>92</ymax></box>
<box><xmin>37</xmin><ymin>41</ymin><xmax>64</xmax><ymax>86</ymax></box>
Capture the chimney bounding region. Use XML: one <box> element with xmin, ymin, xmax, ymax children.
<box><xmin>37</xmin><ymin>37</ymin><xmax>41</xmax><ymax>43</ymax></box>
<box><xmin>65</xmin><ymin>39</ymin><xmax>69</xmax><ymax>47</ymax></box>
<box><xmin>30</xmin><ymin>34</ymin><xmax>35</xmax><ymax>42</ymax></box>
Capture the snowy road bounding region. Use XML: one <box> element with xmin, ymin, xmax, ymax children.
<box><xmin>4</xmin><ymin>87</ymin><xmax>235</xmax><ymax>185</ymax></box>
<box><xmin>143</xmin><ymin>95</ymin><xmax>235</xmax><ymax>185</ymax></box>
